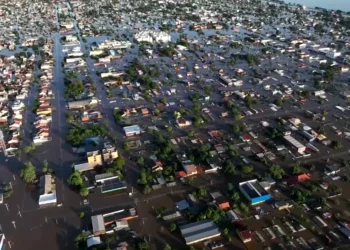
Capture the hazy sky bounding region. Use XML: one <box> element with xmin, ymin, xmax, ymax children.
<box><xmin>284</xmin><ymin>0</ymin><xmax>350</xmax><ymax>11</ymax></box>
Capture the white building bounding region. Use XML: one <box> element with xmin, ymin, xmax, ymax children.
<box><xmin>134</xmin><ymin>30</ymin><xmax>171</xmax><ymax>43</ymax></box>
<box><xmin>65</xmin><ymin>35</ymin><xmax>78</xmax><ymax>42</ymax></box>
<box><xmin>38</xmin><ymin>175</ymin><xmax>57</xmax><ymax>206</ymax></box>
<box><xmin>326</xmin><ymin>50</ymin><xmax>341</xmax><ymax>59</ymax></box>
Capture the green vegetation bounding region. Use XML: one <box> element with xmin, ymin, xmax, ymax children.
<box><xmin>169</xmin><ymin>223</ymin><xmax>177</xmax><ymax>232</ymax></box>
<box><xmin>3</xmin><ymin>184</ymin><xmax>13</xmax><ymax>199</ymax></box>
<box><xmin>106</xmin><ymin>157</ymin><xmax>126</xmax><ymax>174</ymax></box>
<box><xmin>64</xmin><ymin>80</ymin><xmax>84</xmax><ymax>99</ymax></box>
<box><xmin>332</xmin><ymin>140</ymin><xmax>343</xmax><ymax>149</ymax></box>
<box><xmin>137</xmin><ymin>239</ymin><xmax>150</xmax><ymax>250</ymax></box>
<box><xmin>269</xmin><ymin>164</ymin><xmax>285</xmax><ymax>179</ymax></box>
<box><xmin>197</xmin><ymin>206</ymin><xmax>225</xmax><ymax>222</ymax></box>
<box><xmin>159</xmin><ymin>44</ymin><xmax>176</xmax><ymax>56</ymax></box>
<box><xmin>42</xmin><ymin>160</ymin><xmax>53</xmax><ymax>175</ymax></box>
<box><xmin>24</xmin><ymin>144</ymin><xmax>36</xmax><ymax>154</ymax></box>
<box><xmin>79</xmin><ymin>187</ymin><xmax>89</xmax><ymax>197</ymax></box>
<box><xmin>75</xmin><ymin>231</ymin><xmax>89</xmax><ymax>249</ymax></box>
<box><xmin>68</xmin><ymin>171</ymin><xmax>89</xmax><ymax>197</ymax></box>
<box><xmin>68</xmin><ymin>171</ymin><xmax>83</xmax><ymax>187</ymax></box>
<box><xmin>66</xmin><ymin>125</ymin><xmax>108</xmax><ymax>146</ymax></box>
<box><xmin>274</xmin><ymin>96</ymin><xmax>284</xmax><ymax>106</ymax></box>
<box><xmin>20</xmin><ymin>162</ymin><xmax>37</xmax><ymax>184</ymax></box>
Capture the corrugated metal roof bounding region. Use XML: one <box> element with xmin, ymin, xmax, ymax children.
<box><xmin>179</xmin><ymin>220</ymin><xmax>220</xmax><ymax>244</ymax></box>
<box><xmin>123</xmin><ymin>125</ymin><xmax>141</xmax><ymax>133</ymax></box>
<box><xmin>91</xmin><ymin>215</ymin><xmax>105</xmax><ymax>233</ymax></box>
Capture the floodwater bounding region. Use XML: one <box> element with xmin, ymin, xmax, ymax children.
<box><xmin>284</xmin><ymin>0</ymin><xmax>350</xmax><ymax>11</ymax></box>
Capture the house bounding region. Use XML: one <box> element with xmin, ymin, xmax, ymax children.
<box><xmin>210</xmin><ymin>192</ymin><xmax>230</xmax><ymax>210</ymax></box>
<box><xmin>183</xmin><ymin>164</ymin><xmax>197</xmax><ymax>176</ymax></box>
<box><xmin>275</xmin><ymin>200</ymin><xmax>294</xmax><ymax>210</ymax></box>
<box><xmin>151</xmin><ymin>161</ymin><xmax>163</xmax><ymax>172</ymax></box>
<box><xmin>67</xmin><ymin>98</ymin><xmax>99</xmax><ymax>109</ymax></box>
<box><xmin>87</xmin><ymin>150</ymin><xmax>102</xmax><ymax>165</ymax></box>
<box><xmin>287</xmin><ymin>173</ymin><xmax>311</xmax><ymax>186</ymax></box>
<box><xmin>237</xmin><ymin>227</ymin><xmax>252</xmax><ymax>243</ymax></box>
<box><xmin>284</xmin><ymin>135</ymin><xmax>306</xmax><ymax>153</ymax></box>
<box><xmin>240</xmin><ymin>134</ymin><xmax>251</xmax><ymax>142</ymax></box>
<box><xmin>102</xmin><ymin>146</ymin><xmax>119</xmax><ymax>164</ymax></box>
<box><xmin>176</xmin><ymin>118</ymin><xmax>192</xmax><ymax>128</ymax></box>
<box><xmin>123</xmin><ymin>125</ymin><xmax>141</xmax><ymax>137</ymax></box>
<box><xmin>74</xmin><ymin>151</ymin><xmax>102</xmax><ymax>172</ymax></box>
<box><xmin>38</xmin><ymin>175</ymin><xmax>57</xmax><ymax>206</ymax></box>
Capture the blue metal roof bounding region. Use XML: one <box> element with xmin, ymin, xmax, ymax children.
<box><xmin>123</xmin><ymin>125</ymin><xmax>141</xmax><ymax>133</ymax></box>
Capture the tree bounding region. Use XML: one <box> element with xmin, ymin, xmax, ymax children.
<box><xmin>166</xmin><ymin>126</ymin><xmax>173</xmax><ymax>134</ymax></box>
<box><xmin>197</xmin><ymin>188</ymin><xmax>207</xmax><ymax>199</ymax></box>
<box><xmin>274</xmin><ymin>96</ymin><xmax>284</xmax><ymax>106</ymax></box>
<box><xmin>20</xmin><ymin>162</ymin><xmax>37</xmax><ymax>183</ymax></box>
<box><xmin>68</xmin><ymin>171</ymin><xmax>83</xmax><ymax>187</ymax></box>
<box><xmin>322</xmin><ymin>109</ymin><xmax>328</xmax><ymax>117</ymax></box>
<box><xmin>224</xmin><ymin>160</ymin><xmax>236</xmax><ymax>175</ymax></box>
<box><xmin>193</xmin><ymin>103</ymin><xmax>201</xmax><ymax>114</ymax></box>
<box><xmin>164</xmin><ymin>244</ymin><xmax>172</xmax><ymax>250</ymax></box>
<box><xmin>138</xmin><ymin>168</ymin><xmax>152</xmax><ymax>185</ymax></box>
<box><xmin>3</xmin><ymin>184</ymin><xmax>13</xmax><ymax>199</ymax></box>
<box><xmin>270</xmin><ymin>164</ymin><xmax>285</xmax><ymax>179</ymax></box>
<box><xmin>232</xmin><ymin>192</ymin><xmax>240</xmax><ymax>202</ymax></box>
<box><xmin>232</xmin><ymin>124</ymin><xmax>240</xmax><ymax>134</ymax></box>
<box><xmin>23</xmin><ymin>144</ymin><xmax>36</xmax><ymax>154</ymax></box>
<box><xmin>138</xmin><ymin>239</ymin><xmax>150</xmax><ymax>250</ymax></box>
<box><xmin>115</xmin><ymin>157</ymin><xmax>126</xmax><ymax>168</ymax></box>
<box><xmin>143</xmin><ymin>185</ymin><xmax>152</xmax><ymax>194</ymax></box>
<box><xmin>42</xmin><ymin>160</ymin><xmax>53</xmax><ymax>174</ymax></box>
<box><xmin>239</xmin><ymin>202</ymin><xmax>249</xmax><ymax>214</ymax></box>
<box><xmin>124</xmin><ymin>142</ymin><xmax>131</xmax><ymax>151</ymax></box>
<box><xmin>137</xmin><ymin>156</ymin><xmax>144</xmax><ymax>165</ymax></box>
<box><xmin>242</xmin><ymin>165</ymin><xmax>254</xmax><ymax>175</ymax></box>
<box><xmin>169</xmin><ymin>223</ymin><xmax>177</xmax><ymax>232</ymax></box>
<box><xmin>160</xmin><ymin>98</ymin><xmax>167</xmax><ymax>104</ymax></box>
<box><xmin>193</xmin><ymin>116</ymin><xmax>203</xmax><ymax>127</ymax></box>
<box><xmin>79</xmin><ymin>212</ymin><xmax>85</xmax><ymax>218</ymax></box>
<box><xmin>332</xmin><ymin>140</ymin><xmax>343</xmax><ymax>149</ymax></box>
<box><xmin>174</xmin><ymin>111</ymin><xmax>181</xmax><ymax>119</ymax></box>
<box><xmin>79</xmin><ymin>187</ymin><xmax>89</xmax><ymax>197</ymax></box>
<box><xmin>75</xmin><ymin>231</ymin><xmax>89</xmax><ymax>249</ymax></box>
<box><xmin>154</xmin><ymin>108</ymin><xmax>161</xmax><ymax>116</ymax></box>
<box><xmin>292</xmin><ymin>162</ymin><xmax>302</xmax><ymax>174</ymax></box>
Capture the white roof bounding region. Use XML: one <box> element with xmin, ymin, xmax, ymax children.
<box><xmin>87</xmin><ymin>236</ymin><xmax>101</xmax><ymax>248</ymax></box>
<box><xmin>39</xmin><ymin>193</ymin><xmax>57</xmax><ymax>205</ymax></box>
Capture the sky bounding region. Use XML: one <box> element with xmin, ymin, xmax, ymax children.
<box><xmin>284</xmin><ymin>0</ymin><xmax>350</xmax><ymax>12</ymax></box>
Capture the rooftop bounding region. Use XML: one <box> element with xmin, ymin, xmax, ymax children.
<box><xmin>179</xmin><ymin>219</ymin><xmax>221</xmax><ymax>245</ymax></box>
